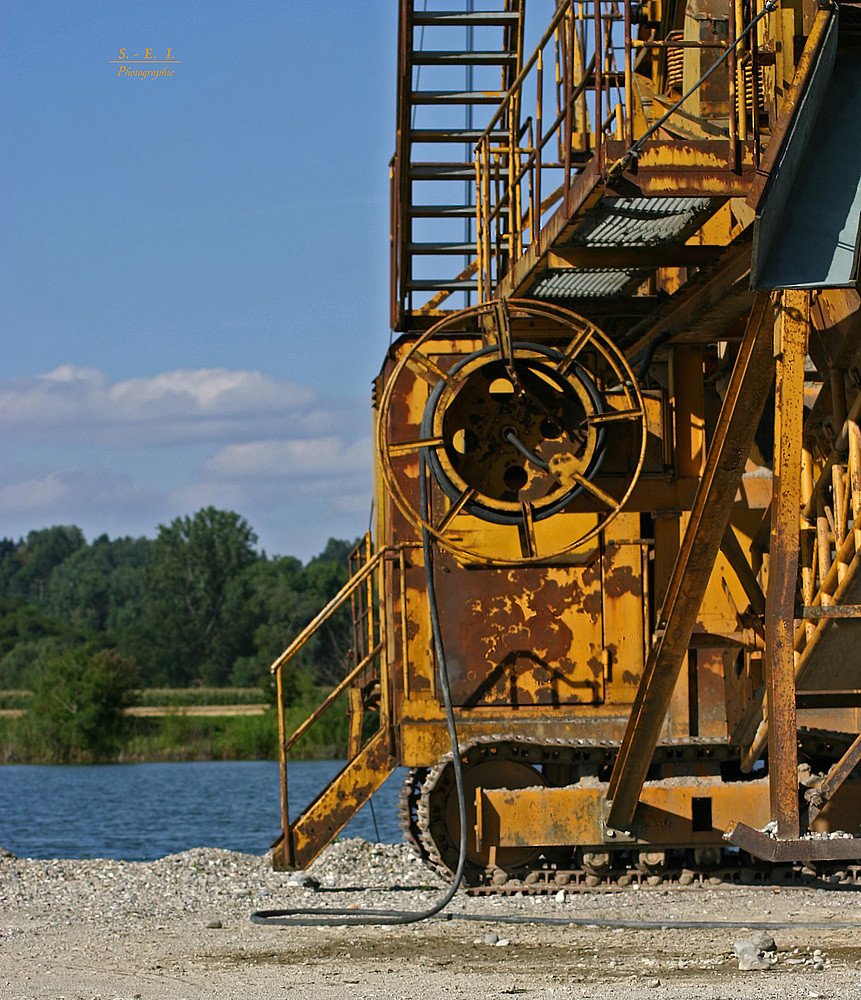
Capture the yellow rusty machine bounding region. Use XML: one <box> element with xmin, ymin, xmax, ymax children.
<box><xmin>270</xmin><ymin>0</ymin><xmax>861</xmax><ymax>888</ymax></box>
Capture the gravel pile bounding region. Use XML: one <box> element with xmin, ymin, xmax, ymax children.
<box><xmin>0</xmin><ymin>839</ymin><xmax>453</xmax><ymax>933</ymax></box>
<box><xmin>4</xmin><ymin>835</ymin><xmax>861</xmax><ymax>930</ymax></box>
<box><xmin>305</xmin><ymin>838</ymin><xmax>447</xmax><ymax>890</ymax></box>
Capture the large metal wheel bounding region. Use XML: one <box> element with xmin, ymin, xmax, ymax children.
<box><xmin>377</xmin><ymin>298</ymin><xmax>647</xmax><ymax>564</ymax></box>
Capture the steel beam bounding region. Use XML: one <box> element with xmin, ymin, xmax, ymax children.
<box><xmin>763</xmin><ymin>289</ymin><xmax>808</xmax><ymax>840</ymax></box>
<box><xmin>547</xmin><ymin>245</ymin><xmax>725</xmax><ymax>269</ymax></box>
<box><xmin>725</xmin><ymin>820</ymin><xmax>861</xmax><ymax>862</ymax></box>
<box><xmin>721</xmin><ymin>525</ymin><xmax>767</xmax><ymax>617</ymax></box>
<box><xmin>623</xmin><ymin>234</ymin><xmax>753</xmax><ymax>358</ymax></box>
<box><xmin>606</xmin><ymin>292</ymin><xmax>775</xmax><ymax>831</ymax></box>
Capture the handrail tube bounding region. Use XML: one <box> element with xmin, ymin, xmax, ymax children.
<box><xmin>593</xmin><ymin>0</ymin><xmax>603</xmax><ymax>170</ymax></box>
<box><xmin>280</xmin><ymin>641</ymin><xmax>385</xmax><ymax>756</ymax></box>
<box><xmin>478</xmin><ymin>58</ymin><xmax>595</xmax><ymax>233</ymax></box>
<box><xmin>727</xmin><ymin>0</ymin><xmax>739</xmax><ymax>169</ymax></box>
<box><xmin>624</xmin><ymin>0</ymin><xmax>633</xmax><ymax>145</ymax></box>
<box><xmin>610</xmin><ymin>0</ymin><xmax>777</xmax><ymax>175</ymax></box>
<box><xmin>270</xmin><ymin>548</ymin><xmax>391</xmax><ymax>675</ymax></box>
<box><xmin>478</xmin><ymin>0</ymin><xmax>572</xmax><ymax>143</ymax></box>
<box><xmin>535</xmin><ymin>48</ymin><xmax>543</xmax><ymax>252</ymax></box>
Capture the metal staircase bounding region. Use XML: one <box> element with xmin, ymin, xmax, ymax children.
<box><xmin>270</xmin><ymin>537</ymin><xmax>399</xmax><ymax>870</ymax></box>
<box><xmin>391</xmin><ymin>1</ymin><xmax>525</xmax><ymax>328</ymax></box>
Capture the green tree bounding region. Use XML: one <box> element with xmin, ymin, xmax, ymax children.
<box><xmin>133</xmin><ymin>508</ymin><xmax>259</xmax><ymax>686</ymax></box>
<box><xmin>21</xmin><ymin>646</ymin><xmax>138</xmax><ymax>762</ymax></box>
<box><xmin>45</xmin><ymin>534</ymin><xmax>151</xmax><ymax>634</ymax></box>
<box><xmin>0</xmin><ymin>596</ymin><xmax>87</xmax><ymax>687</ymax></box>
<box><xmin>233</xmin><ymin>538</ymin><xmax>358</xmax><ymax>695</ymax></box>
<box><xmin>0</xmin><ymin>526</ymin><xmax>85</xmax><ymax>604</ymax></box>
<box><xmin>231</xmin><ymin>554</ymin><xmax>310</xmax><ymax>695</ymax></box>
<box><xmin>300</xmin><ymin>539</ymin><xmax>356</xmax><ymax>686</ymax></box>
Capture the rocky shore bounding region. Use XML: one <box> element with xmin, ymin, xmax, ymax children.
<box><xmin>3</xmin><ymin>839</ymin><xmax>861</xmax><ymax>999</ymax></box>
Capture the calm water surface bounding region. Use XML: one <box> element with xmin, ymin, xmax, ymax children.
<box><xmin>0</xmin><ymin>760</ymin><xmax>406</xmax><ymax>860</ymax></box>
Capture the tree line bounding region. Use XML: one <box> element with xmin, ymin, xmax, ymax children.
<box><xmin>0</xmin><ymin>508</ymin><xmax>357</xmax><ymax>699</ymax></box>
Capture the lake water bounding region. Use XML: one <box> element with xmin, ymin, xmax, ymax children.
<box><xmin>0</xmin><ymin>760</ymin><xmax>407</xmax><ymax>861</ymax></box>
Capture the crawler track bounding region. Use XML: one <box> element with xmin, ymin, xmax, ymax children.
<box><xmin>399</xmin><ymin>732</ymin><xmax>861</xmax><ymax>892</ymax></box>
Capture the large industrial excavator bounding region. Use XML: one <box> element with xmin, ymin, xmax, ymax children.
<box><xmin>269</xmin><ymin>0</ymin><xmax>861</xmax><ymax>889</ymax></box>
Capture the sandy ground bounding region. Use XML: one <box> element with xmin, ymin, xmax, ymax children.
<box><xmin>4</xmin><ymin>847</ymin><xmax>861</xmax><ymax>1000</ymax></box>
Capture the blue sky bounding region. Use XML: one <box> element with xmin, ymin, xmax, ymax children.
<box><xmin>1</xmin><ymin>1</ymin><xmax>397</xmax><ymax>560</ymax></box>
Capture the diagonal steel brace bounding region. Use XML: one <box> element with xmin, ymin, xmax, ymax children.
<box><xmin>606</xmin><ymin>292</ymin><xmax>775</xmax><ymax>831</ymax></box>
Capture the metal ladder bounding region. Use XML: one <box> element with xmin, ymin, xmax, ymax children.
<box><xmin>392</xmin><ymin>1</ymin><xmax>524</xmax><ymax>327</ymax></box>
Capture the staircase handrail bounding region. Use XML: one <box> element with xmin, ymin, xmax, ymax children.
<box><xmin>475</xmin><ymin>0</ymin><xmax>571</xmax><ymax>145</ymax></box>
<box><xmin>269</xmin><ymin>545</ymin><xmax>395</xmax><ymax>676</ymax></box>
<box><xmin>279</xmin><ymin>640</ymin><xmax>385</xmax><ymax>756</ymax></box>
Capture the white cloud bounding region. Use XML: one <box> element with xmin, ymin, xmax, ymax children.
<box><xmin>0</xmin><ymin>365</ymin><xmax>374</xmax><ymax>558</ymax></box>
<box><xmin>0</xmin><ymin>464</ymin><xmax>166</xmax><ymax>532</ymax></box>
<box><xmin>0</xmin><ymin>365</ymin><xmax>363</xmax><ymax>446</ymax></box>
<box><xmin>202</xmin><ymin>435</ymin><xmax>371</xmax><ymax>479</ymax></box>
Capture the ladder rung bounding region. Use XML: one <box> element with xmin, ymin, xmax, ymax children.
<box><xmin>409</xmin><ymin>204</ymin><xmax>476</xmax><ymax>218</ymax></box>
<box><xmin>408</xmin><ymin>279</ymin><xmax>479</xmax><ymax>291</ymax></box>
<box><xmin>410</xmin><ymin>128</ymin><xmax>508</xmax><ymax>142</ymax></box>
<box><xmin>411</xmin><ymin>51</ymin><xmax>518</xmax><ymax>65</ymax></box>
<box><xmin>410</xmin><ymin>163</ymin><xmax>475</xmax><ymax>180</ymax></box>
<box><xmin>411</xmin><ymin>90</ymin><xmax>507</xmax><ymax>105</ymax></box>
<box><xmin>412</xmin><ymin>11</ymin><xmax>522</xmax><ymax>27</ymax></box>
<box><xmin>408</xmin><ymin>242</ymin><xmax>475</xmax><ymax>254</ymax></box>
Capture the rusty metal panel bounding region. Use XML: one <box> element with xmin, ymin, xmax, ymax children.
<box><xmin>602</xmin><ymin>513</ymin><xmax>646</xmax><ymax>702</ymax></box>
<box><xmin>672</xmin><ymin>347</ymin><xmax>706</xmax><ymax>478</ymax></box>
<box><xmin>482</xmin><ymin>786</ymin><xmax>605</xmax><ymax>847</ymax></box>
<box><xmin>682</xmin><ymin>0</ymin><xmax>731</xmax><ymax>118</ymax></box>
<box><xmin>695</xmin><ymin>648</ymin><xmax>730</xmax><ymax>739</ymax></box>
<box><xmin>434</xmin><ymin>552</ymin><xmax>605</xmax><ymax>707</ymax></box>
<box><xmin>481</xmin><ymin>778</ymin><xmax>770</xmax><ymax>848</ymax></box>
<box><xmin>398</xmin><ymin>714</ymin><xmax>637</xmax><ymax>769</ymax></box>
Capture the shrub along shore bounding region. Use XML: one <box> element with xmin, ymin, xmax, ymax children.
<box><xmin>0</xmin><ymin>687</ymin><xmax>348</xmax><ymax>764</ymax></box>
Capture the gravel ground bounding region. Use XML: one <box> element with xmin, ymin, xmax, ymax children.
<box><xmin>3</xmin><ymin>839</ymin><xmax>861</xmax><ymax>999</ymax></box>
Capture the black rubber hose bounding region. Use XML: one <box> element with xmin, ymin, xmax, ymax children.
<box><xmin>251</xmin><ymin>452</ymin><xmax>468</xmax><ymax>927</ymax></box>
<box><xmin>251</xmin><ymin>909</ymin><xmax>859</xmax><ymax>931</ymax></box>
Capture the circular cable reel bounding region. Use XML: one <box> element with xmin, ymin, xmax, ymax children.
<box><xmin>377</xmin><ymin>299</ymin><xmax>647</xmax><ymax>564</ymax></box>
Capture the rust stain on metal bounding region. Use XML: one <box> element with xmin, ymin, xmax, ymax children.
<box><xmin>602</xmin><ymin>564</ymin><xmax>642</xmax><ymax>600</ymax></box>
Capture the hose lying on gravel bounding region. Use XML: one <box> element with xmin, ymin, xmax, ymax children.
<box><xmin>252</xmin><ymin>455</ymin><xmax>467</xmax><ymax>926</ymax></box>
<box><xmin>251</xmin><ymin>910</ymin><xmax>860</xmax><ymax>931</ymax></box>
